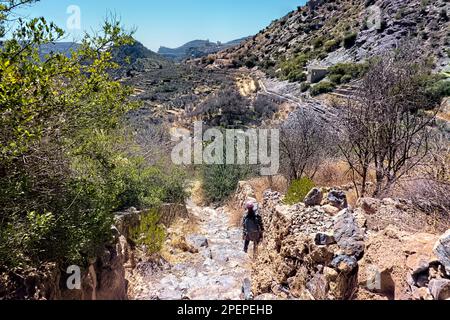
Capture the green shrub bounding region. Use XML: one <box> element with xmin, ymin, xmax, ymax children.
<box><xmin>324</xmin><ymin>39</ymin><xmax>341</xmax><ymax>52</ymax></box>
<box><xmin>244</xmin><ymin>55</ymin><xmax>258</xmax><ymax>68</ymax></box>
<box><xmin>284</xmin><ymin>178</ymin><xmax>315</xmax><ymax>205</ymax></box>
<box><xmin>202</xmin><ymin>164</ymin><xmax>253</xmax><ymax>203</ymax></box>
<box><xmin>280</xmin><ymin>53</ymin><xmax>310</xmax><ymax>82</ymax></box>
<box><xmin>341</xmin><ymin>74</ymin><xmax>353</xmax><ymax>83</ymax></box>
<box><xmin>425</xmin><ymin>78</ymin><xmax>450</xmax><ymax>102</ymax></box>
<box><xmin>343</xmin><ymin>32</ymin><xmax>358</xmax><ymax>49</ymax></box>
<box><xmin>329</xmin><ymin>73</ymin><xmax>343</xmax><ymax>85</ymax></box>
<box><xmin>300</xmin><ymin>82</ymin><xmax>311</xmax><ymax>92</ymax></box>
<box><xmin>130</xmin><ymin>209</ymin><xmax>166</xmax><ymax>255</ymax></box>
<box><xmin>328</xmin><ymin>62</ymin><xmax>368</xmax><ymax>84</ymax></box>
<box><xmin>113</xmin><ymin>158</ymin><xmax>188</xmax><ymax>211</ymax></box>
<box><xmin>310</xmin><ymin>81</ymin><xmax>336</xmax><ymax>96</ymax></box>
<box><xmin>312</xmin><ymin>37</ymin><xmax>325</xmax><ymax>49</ymax></box>
<box><xmin>0</xmin><ymin>5</ymin><xmax>189</xmax><ymax>269</ymax></box>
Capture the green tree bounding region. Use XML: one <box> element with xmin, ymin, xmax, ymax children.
<box><xmin>0</xmin><ymin>2</ymin><xmax>187</xmax><ymax>268</ymax></box>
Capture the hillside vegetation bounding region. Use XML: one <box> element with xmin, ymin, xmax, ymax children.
<box><xmin>206</xmin><ymin>0</ymin><xmax>449</xmax><ymax>76</ymax></box>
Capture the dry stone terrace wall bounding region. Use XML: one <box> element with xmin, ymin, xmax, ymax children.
<box><xmin>237</xmin><ymin>182</ymin><xmax>450</xmax><ymax>300</ymax></box>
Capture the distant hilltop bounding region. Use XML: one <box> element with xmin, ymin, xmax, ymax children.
<box><xmin>158</xmin><ymin>37</ymin><xmax>249</xmax><ymax>62</ymax></box>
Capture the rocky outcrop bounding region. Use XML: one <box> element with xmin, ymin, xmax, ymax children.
<box><xmin>357</xmin><ymin>225</ymin><xmax>450</xmax><ymax>300</ymax></box>
<box><xmin>333</xmin><ymin>209</ymin><xmax>365</xmax><ymax>259</ymax></box>
<box><xmin>1</xmin><ymin>206</ymin><xmax>184</xmax><ymax>300</ymax></box>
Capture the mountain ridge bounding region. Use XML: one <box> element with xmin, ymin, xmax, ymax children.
<box><xmin>158</xmin><ymin>37</ymin><xmax>249</xmax><ymax>61</ymax></box>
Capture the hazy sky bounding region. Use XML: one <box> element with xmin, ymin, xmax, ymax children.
<box><xmin>14</xmin><ymin>0</ymin><xmax>306</xmax><ymax>51</ymax></box>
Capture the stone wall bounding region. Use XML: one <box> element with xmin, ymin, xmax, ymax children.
<box><xmin>237</xmin><ymin>182</ymin><xmax>450</xmax><ymax>300</ymax></box>
<box><xmin>0</xmin><ymin>203</ymin><xmax>190</xmax><ymax>300</ymax></box>
<box><xmin>0</xmin><ymin>233</ymin><xmax>130</xmax><ymax>300</ymax></box>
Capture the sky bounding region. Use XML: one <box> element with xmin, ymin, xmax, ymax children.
<box><xmin>14</xmin><ymin>0</ymin><xmax>306</xmax><ymax>51</ymax></box>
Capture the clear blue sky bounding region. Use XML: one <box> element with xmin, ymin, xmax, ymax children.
<box><xmin>15</xmin><ymin>0</ymin><xmax>306</xmax><ymax>51</ymax></box>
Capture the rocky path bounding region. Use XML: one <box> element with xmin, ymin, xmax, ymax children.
<box><xmin>132</xmin><ymin>200</ymin><xmax>252</xmax><ymax>300</ymax></box>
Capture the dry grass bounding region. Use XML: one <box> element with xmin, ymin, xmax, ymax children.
<box><xmin>313</xmin><ymin>160</ymin><xmax>355</xmax><ymax>187</ymax></box>
<box><xmin>226</xmin><ymin>201</ymin><xmax>244</xmax><ymax>228</ymax></box>
<box><xmin>248</xmin><ymin>175</ymin><xmax>288</xmax><ymax>203</ymax></box>
<box><xmin>346</xmin><ymin>189</ymin><xmax>359</xmax><ymax>208</ymax></box>
<box><xmin>190</xmin><ymin>179</ymin><xmax>207</xmax><ymax>207</ymax></box>
<box><xmin>160</xmin><ymin>215</ymin><xmax>200</xmax><ymax>264</ymax></box>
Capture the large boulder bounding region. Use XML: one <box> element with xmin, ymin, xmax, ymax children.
<box><xmin>327</xmin><ymin>190</ymin><xmax>348</xmax><ymax>210</ymax></box>
<box><xmin>304</xmin><ymin>188</ymin><xmax>323</xmax><ymax>207</ymax></box>
<box><xmin>333</xmin><ymin>209</ymin><xmax>365</xmax><ymax>259</ymax></box>
<box><xmin>428</xmin><ymin>279</ymin><xmax>450</xmax><ymax>300</ymax></box>
<box><xmin>307</xmin><ymin>273</ymin><xmax>329</xmax><ymax>300</ymax></box>
<box><xmin>434</xmin><ymin>230</ymin><xmax>450</xmax><ymax>275</ymax></box>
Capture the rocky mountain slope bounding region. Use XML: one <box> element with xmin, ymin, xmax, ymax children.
<box><xmin>112</xmin><ymin>40</ymin><xmax>171</xmax><ymax>77</ymax></box>
<box><xmin>158</xmin><ymin>38</ymin><xmax>248</xmax><ymax>61</ymax></box>
<box><xmin>206</xmin><ymin>0</ymin><xmax>449</xmax><ymax>72</ymax></box>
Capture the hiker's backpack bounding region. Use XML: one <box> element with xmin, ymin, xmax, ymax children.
<box><xmin>244</xmin><ymin>214</ymin><xmax>262</xmax><ymax>242</ymax></box>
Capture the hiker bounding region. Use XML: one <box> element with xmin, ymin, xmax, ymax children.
<box><xmin>242</xmin><ymin>202</ymin><xmax>264</xmax><ymax>256</ymax></box>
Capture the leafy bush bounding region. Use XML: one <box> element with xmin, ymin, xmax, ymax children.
<box><xmin>329</xmin><ymin>73</ymin><xmax>343</xmax><ymax>84</ymax></box>
<box><xmin>130</xmin><ymin>209</ymin><xmax>166</xmax><ymax>255</ymax></box>
<box><xmin>324</xmin><ymin>39</ymin><xmax>341</xmax><ymax>52</ymax></box>
<box><xmin>328</xmin><ymin>62</ymin><xmax>368</xmax><ymax>84</ymax></box>
<box><xmin>114</xmin><ymin>158</ymin><xmax>188</xmax><ymax>210</ymax></box>
<box><xmin>310</xmin><ymin>81</ymin><xmax>336</xmax><ymax>96</ymax></box>
<box><xmin>244</xmin><ymin>55</ymin><xmax>258</xmax><ymax>68</ymax></box>
<box><xmin>280</xmin><ymin>54</ymin><xmax>309</xmax><ymax>82</ymax></box>
<box><xmin>312</xmin><ymin>37</ymin><xmax>325</xmax><ymax>49</ymax></box>
<box><xmin>343</xmin><ymin>32</ymin><xmax>358</xmax><ymax>49</ymax></box>
<box><xmin>202</xmin><ymin>164</ymin><xmax>253</xmax><ymax>203</ymax></box>
<box><xmin>284</xmin><ymin>178</ymin><xmax>315</xmax><ymax>205</ymax></box>
<box><xmin>300</xmin><ymin>82</ymin><xmax>311</xmax><ymax>92</ymax></box>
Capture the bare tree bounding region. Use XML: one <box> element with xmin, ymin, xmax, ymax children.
<box><xmin>280</xmin><ymin>109</ymin><xmax>333</xmax><ymax>182</ymax></box>
<box><xmin>340</xmin><ymin>46</ymin><xmax>440</xmax><ymax>197</ymax></box>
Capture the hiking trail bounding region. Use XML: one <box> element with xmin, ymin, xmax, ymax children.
<box><xmin>131</xmin><ymin>199</ymin><xmax>253</xmax><ymax>300</ymax></box>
